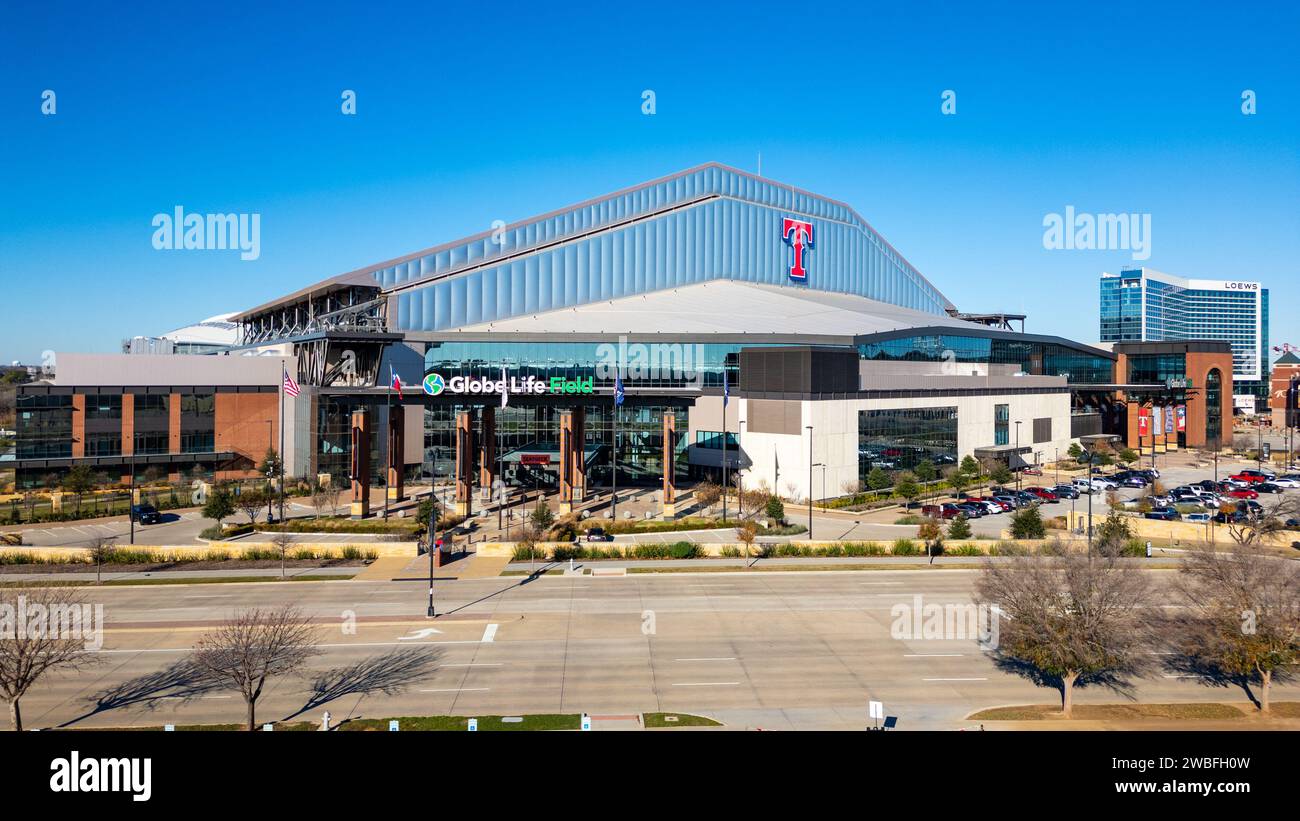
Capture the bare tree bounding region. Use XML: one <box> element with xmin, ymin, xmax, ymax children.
<box><xmin>268</xmin><ymin>532</ymin><xmax>296</xmax><ymax>580</ymax></box>
<box><xmin>735</xmin><ymin>521</ymin><xmax>757</xmax><ymax>566</ymax></box>
<box><xmin>0</xmin><ymin>586</ymin><xmax>100</xmax><ymax>730</ymax></box>
<box><xmin>1224</xmin><ymin>497</ymin><xmax>1299</xmax><ymax>548</ymax></box>
<box><xmin>310</xmin><ymin>480</ymin><xmax>330</xmax><ymax>518</ymax></box>
<box><xmin>191</xmin><ymin>607</ymin><xmax>321</xmax><ymax>731</ymax></box>
<box><xmin>85</xmin><ymin>535</ymin><xmax>117</xmax><ymax>585</ymax></box>
<box><xmin>692</xmin><ymin>480</ymin><xmax>722</xmax><ymax>515</ymax></box>
<box><xmin>1165</xmin><ymin>544</ymin><xmax>1299</xmax><ymax>713</ymax></box>
<box><xmin>235</xmin><ymin>489</ymin><xmax>267</xmax><ymax>526</ymax></box>
<box><xmin>975</xmin><ymin>547</ymin><xmax>1153</xmax><ymax>717</ymax></box>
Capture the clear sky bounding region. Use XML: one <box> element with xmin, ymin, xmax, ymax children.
<box><xmin>2</xmin><ymin>1</ymin><xmax>1297</xmax><ymax>364</ymax></box>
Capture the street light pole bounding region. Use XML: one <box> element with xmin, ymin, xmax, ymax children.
<box><xmin>805</xmin><ymin>425</ymin><xmax>813</xmax><ymax>540</ymax></box>
<box><xmin>1008</xmin><ymin>420</ymin><xmax>1019</xmax><ymax>491</ymax></box>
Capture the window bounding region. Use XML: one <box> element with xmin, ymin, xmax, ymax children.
<box><xmin>859</xmin><ymin>407</ymin><xmax>958</xmax><ymax>480</ymax></box>
<box><xmin>994</xmin><ymin>404</ymin><xmax>1009</xmax><ymax>446</ymax></box>
<box><xmin>695</xmin><ymin>431</ymin><xmax>739</xmax><ymax>450</ymax></box>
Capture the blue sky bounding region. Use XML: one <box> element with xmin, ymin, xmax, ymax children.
<box><xmin>2</xmin><ymin>0</ymin><xmax>1297</xmax><ymax>364</ymax></box>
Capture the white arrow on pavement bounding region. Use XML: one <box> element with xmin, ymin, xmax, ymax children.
<box><xmin>398</xmin><ymin>628</ymin><xmax>443</xmax><ymax>640</ymax></box>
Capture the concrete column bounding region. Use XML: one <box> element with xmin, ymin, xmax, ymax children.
<box><xmin>662</xmin><ymin>412</ymin><xmax>677</xmax><ymax>518</ymax></box>
<box><xmin>479</xmin><ymin>406</ymin><xmax>496</xmax><ymax>499</ymax></box>
<box><xmin>571</xmin><ymin>406</ymin><xmax>586</xmax><ymax>500</ymax></box>
<box><xmin>387</xmin><ymin>404</ymin><xmax>405</xmax><ymax>502</ymax></box>
<box><xmin>349</xmin><ymin>409</ymin><xmax>370</xmax><ymax>519</ymax></box>
<box><xmin>455</xmin><ymin>410</ymin><xmax>473</xmax><ymax>517</ymax></box>
<box><xmin>558</xmin><ymin>410</ymin><xmax>574</xmax><ymax>515</ymax></box>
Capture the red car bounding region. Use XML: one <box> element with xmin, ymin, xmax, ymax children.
<box><xmin>1229</xmin><ymin>471</ymin><xmax>1273</xmax><ymax>484</ymax></box>
<box><xmin>920</xmin><ymin>503</ymin><xmax>962</xmax><ymax>520</ymax></box>
<box><xmin>1224</xmin><ymin>488</ymin><xmax>1259</xmax><ymax>500</ymax></box>
<box><xmin>1022</xmin><ymin>467</ymin><xmax>1043</xmax><ymax>476</ymax></box>
<box><xmin>979</xmin><ymin>496</ymin><xmax>1014</xmax><ymax>512</ymax></box>
<box><xmin>1025</xmin><ymin>486</ymin><xmax>1059</xmax><ymax>503</ymax></box>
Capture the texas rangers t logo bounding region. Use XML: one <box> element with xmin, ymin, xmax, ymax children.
<box><xmin>782</xmin><ymin>217</ymin><xmax>814</xmax><ymax>280</ymax></box>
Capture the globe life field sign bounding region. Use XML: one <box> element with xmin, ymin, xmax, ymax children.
<box><xmin>422</xmin><ymin>373</ymin><xmax>594</xmax><ymax>397</ymax></box>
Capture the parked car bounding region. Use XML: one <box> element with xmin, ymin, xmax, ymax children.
<box><xmin>954</xmin><ymin>503</ymin><xmax>987</xmax><ymax>518</ymax></box>
<box><xmin>130</xmin><ymin>504</ymin><xmax>161</xmax><ymax>525</ymax></box>
<box><xmin>1119</xmin><ymin>476</ymin><xmax>1148</xmax><ymax>488</ymax></box>
<box><xmin>1230</xmin><ymin>470</ymin><xmax>1275</xmax><ymax>484</ymax></box>
<box><xmin>1024</xmin><ymin>487</ymin><xmax>1059</xmax><ymax>503</ymax></box>
<box><xmin>584</xmin><ymin>527</ymin><xmax>614</xmax><ymax>542</ymax></box>
<box><xmin>1214</xmin><ymin>510</ymin><xmax>1251</xmax><ymax>524</ymax></box>
<box><xmin>1270</xmin><ymin>476</ymin><xmax>1300</xmax><ymax>489</ymax></box>
<box><xmin>1022</xmin><ymin>466</ymin><xmax>1043</xmax><ymax>476</ymax></box>
<box><xmin>1224</xmin><ymin>488</ymin><xmax>1260</xmax><ymax>500</ymax></box>
<box><xmin>991</xmin><ymin>494</ymin><xmax>1022</xmax><ymax>509</ymax></box>
<box><xmin>1183</xmin><ymin>512</ymin><xmax>1213</xmax><ymax>523</ymax></box>
<box><xmin>1253</xmin><ymin>482</ymin><xmax>1285</xmax><ymax>495</ymax></box>
<box><xmin>978</xmin><ymin>497</ymin><xmax>1013</xmax><ymax>512</ymax></box>
<box><xmin>920</xmin><ymin>503</ymin><xmax>962</xmax><ymax>520</ymax></box>
<box><xmin>1145</xmin><ymin>507</ymin><xmax>1179</xmax><ymax>521</ymax></box>
<box><xmin>1053</xmin><ymin>484</ymin><xmax>1080</xmax><ymax>499</ymax></box>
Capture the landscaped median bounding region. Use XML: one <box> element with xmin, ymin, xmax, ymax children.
<box><xmin>969</xmin><ymin>702</ymin><xmax>1300</xmax><ymax>725</ymax></box>
<box><xmin>479</xmin><ymin>538</ymin><xmax>1056</xmax><ymax>562</ymax></box>
<box><xmin>71</xmin><ymin>712</ymin><xmax>722</xmax><ymax>731</ymax></box>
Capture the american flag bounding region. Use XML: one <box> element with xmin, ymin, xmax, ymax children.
<box><xmin>282</xmin><ymin>366</ymin><xmax>300</xmax><ymax>398</ymax></box>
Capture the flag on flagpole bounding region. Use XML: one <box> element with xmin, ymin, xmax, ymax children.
<box><xmin>614</xmin><ymin>372</ymin><xmax>625</xmax><ymax>406</ymax></box>
<box><xmin>390</xmin><ymin>365</ymin><xmax>403</xmax><ymax>400</ymax></box>
<box><xmin>722</xmin><ymin>368</ymin><xmax>729</xmax><ymax>408</ymax></box>
<box><xmin>500</xmin><ymin>365</ymin><xmax>509</xmax><ymax>409</ymax></box>
<box><xmin>282</xmin><ymin>366</ymin><xmax>300</xmax><ymax>398</ymax></box>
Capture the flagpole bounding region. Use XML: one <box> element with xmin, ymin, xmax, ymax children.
<box><xmin>611</xmin><ymin>373</ymin><xmax>620</xmax><ymax>524</ymax></box>
<box><xmin>384</xmin><ymin>366</ymin><xmax>392</xmax><ymax>520</ymax></box>
<box><xmin>278</xmin><ymin>363</ymin><xmax>286</xmax><ymax>524</ymax></box>
<box><xmin>722</xmin><ymin>368</ymin><xmax>728</xmax><ymax>523</ymax></box>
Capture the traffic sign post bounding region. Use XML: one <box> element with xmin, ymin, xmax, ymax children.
<box><xmin>467</xmin><ymin>718</ymin><xmax>478</xmax><ymax>732</ymax></box>
<box><xmin>868</xmin><ymin>700</ymin><xmax>884</xmax><ymax>731</ymax></box>
<box><xmin>581</xmin><ymin>713</ymin><xmax>591</xmax><ymax>732</ymax></box>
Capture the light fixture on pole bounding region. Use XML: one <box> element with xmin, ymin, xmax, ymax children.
<box><xmin>805</xmin><ymin>425</ymin><xmax>814</xmax><ymax>540</ymax></box>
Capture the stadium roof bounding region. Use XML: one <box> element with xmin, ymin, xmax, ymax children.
<box><xmin>429</xmin><ymin>280</ymin><xmax>980</xmax><ymax>342</ymax></box>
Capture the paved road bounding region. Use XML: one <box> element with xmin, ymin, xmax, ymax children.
<box><xmin>12</xmin><ymin>502</ymin><xmax>329</xmax><ymax>549</ymax></box>
<box><xmin>15</xmin><ymin>568</ymin><xmax>1298</xmax><ymax>731</ymax></box>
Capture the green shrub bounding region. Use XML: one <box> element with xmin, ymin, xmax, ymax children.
<box><xmin>1009</xmin><ymin>507</ymin><xmax>1046</xmax><ymax>539</ymax></box>
<box><xmin>291</xmin><ymin>548</ymin><xmax>317</xmax><ymax>560</ymax></box>
<box><xmin>841</xmin><ymin>542</ymin><xmax>885</xmax><ymax>556</ymax></box>
<box><xmin>765</xmin><ymin>496</ymin><xmax>786</xmax><ymax>522</ymax></box>
<box><xmin>720</xmin><ymin>546</ymin><xmax>741</xmax><ymax>558</ymax></box>
<box><xmin>890</xmin><ymin>538</ymin><xmax>919</xmax><ymax>556</ymax></box>
<box><xmin>512</xmin><ymin>543</ymin><xmax>545</xmax><ymax>561</ymax></box>
<box><xmin>946</xmin><ymin>515</ymin><xmax>973</xmax><ymax>540</ymax></box>
<box><xmin>949</xmin><ymin>545</ymin><xmax>985</xmax><ymax>556</ymax></box>
<box><xmin>551</xmin><ymin>544</ymin><xmax>581</xmax><ymax>561</ymax></box>
<box><xmin>668</xmin><ymin>541</ymin><xmax>701</xmax><ymax>559</ymax></box>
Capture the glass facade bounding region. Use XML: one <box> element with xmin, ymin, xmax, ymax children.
<box><xmin>1100</xmin><ymin>269</ymin><xmax>1267</xmax><ymax>387</ymax></box>
<box><xmin>994</xmin><ymin>404</ymin><xmax>1009</xmax><ymax>446</ymax></box>
<box><xmin>856</xmin><ymin>334</ymin><xmax>1114</xmax><ymax>383</ymax></box>
<box><xmin>15</xmin><ymin>394</ymin><xmax>72</xmax><ymax>459</ymax></box>
<box><xmin>1127</xmin><ymin>354</ymin><xmax>1186</xmax><ymax>384</ymax></box>
<box><xmin>1205</xmin><ymin>368</ymin><xmax>1223</xmax><ymax>446</ymax></box>
<box><xmin>179</xmin><ymin>393</ymin><xmax>215</xmax><ymax>454</ymax></box>
<box><xmin>422</xmin><ymin>403</ymin><xmax>690</xmax><ymax>489</ymax></box>
<box><xmin>859</xmin><ymin>406</ymin><xmax>958</xmax><ymax>478</ymax></box>
<box><xmin>426</xmin><ymin>341</ymin><xmax>742</xmax><ymax>390</ymax></box>
<box><xmin>133</xmin><ymin>394</ymin><xmax>170</xmax><ymax>455</ymax></box>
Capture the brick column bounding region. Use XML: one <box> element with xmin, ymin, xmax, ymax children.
<box><xmin>168</xmin><ymin>392</ymin><xmax>182</xmax><ymax>453</ymax></box>
<box><xmin>558</xmin><ymin>411</ymin><xmax>574</xmax><ymax>515</ymax></box>
<box><xmin>455</xmin><ymin>410</ymin><xmax>473</xmax><ymax>517</ymax></box>
<box><xmin>387</xmin><ymin>404</ymin><xmax>405</xmax><ymax>503</ymax></box>
<box><xmin>571</xmin><ymin>406</ymin><xmax>586</xmax><ymax>501</ymax></box>
<box><xmin>71</xmin><ymin>394</ymin><xmax>86</xmax><ymax>458</ymax></box>
<box><xmin>349</xmin><ymin>409</ymin><xmax>370</xmax><ymax>519</ymax></box>
<box><xmin>479</xmin><ymin>406</ymin><xmax>496</xmax><ymax>499</ymax></box>
<box><xmin>662</xmin><ymin>412</ymin><xmax>677</xmax><ymax>518</ymax></box>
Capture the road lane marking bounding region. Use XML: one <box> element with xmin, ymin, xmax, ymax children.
<box><xmin>481</xmin><ymin>623</ymin><xmax>498</xmax><ymax>643</ymax></box>
<box><xmin>399</xmin><ymin>628</ymin><xmax>443</xmax><ymax>640</ymax></box>
<box><xmin>94</xmin><ymin>639</ymin><xmax>485</xmax><ymax>654</ymax></box>
<box><xmin>672</xmin><ymin>681</ymin><xmax>739</xmax><ymax>687</ymax></box>
<box><xmin>922</xmin><ymin>677</ymin><xmax>987</xmax><ymax>681</ymax></box>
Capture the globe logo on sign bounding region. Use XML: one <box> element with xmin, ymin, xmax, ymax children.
<box><xmin>422</xmin><ymin>373</ymin><xmax>445</xmax><ymax>396</ymax></box>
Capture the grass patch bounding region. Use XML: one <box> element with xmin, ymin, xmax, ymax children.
<box><xmin>969</xmin><ymin>703</ymin><xmax>1270</xmax><ymax>721</ymax></box>
<box><xmin>626</xmin><ymin>562</ymin><xmax>985</xmax><ymax>574</ymax></box>
<box><xmin>338</xmin><ymin>714</ymin><xmax>579</xmax><ymax>731</ymax></box>
<box><xmin>1</xmin><ymin>574</ymin><xmax>354</xmax><ymax>588</ymax></box>
<box><xmin>643</xmin><ymin>712</ymin><xmax>722</xmax><ymax>728</ymax></box>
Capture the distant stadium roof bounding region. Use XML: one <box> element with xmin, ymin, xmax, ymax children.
<box><xmin>161</xmin><ymin>313</ymin><xmax>240</xmax><ymax>347</ymax></box>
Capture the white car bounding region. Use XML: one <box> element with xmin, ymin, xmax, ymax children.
<box><xmin>1270</xmin><ymin>477</ymin><xmax>1300</xmax><ymax>489</ymax></box>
